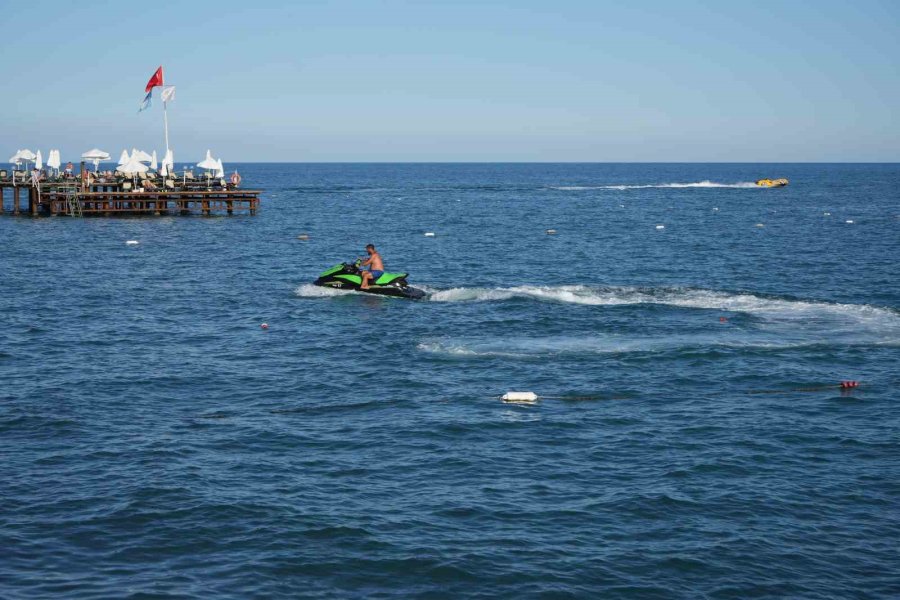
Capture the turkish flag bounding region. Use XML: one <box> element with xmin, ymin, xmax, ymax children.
<box><xmin>145</xmin><ymin>66</ymin><xmax>164</xmax><ymax>92</ymax></box>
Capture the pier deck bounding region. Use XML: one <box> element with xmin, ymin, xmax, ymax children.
<box><xmin>0</xmin><ymin>180</ymin><xmax>260</xmax><ymax>216</ymax></box>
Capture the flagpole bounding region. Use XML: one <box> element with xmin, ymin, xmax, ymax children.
<box><xmin>163</xmin><ymin>99</ymin><xmax>170</xmax><ymax>157</ymax></box>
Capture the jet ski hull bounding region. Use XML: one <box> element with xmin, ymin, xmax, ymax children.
<box><xmin>313</xmin><ymin>263</ymin><xmax>427</xmax><ymax>299</ymax></box>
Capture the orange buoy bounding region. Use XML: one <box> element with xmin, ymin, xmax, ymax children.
<box><xmin>230</xmin><ymin>171</ymin><xmax>242</xmax><ymax>187</ymax></box>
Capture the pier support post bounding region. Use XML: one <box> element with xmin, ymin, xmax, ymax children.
<box><xmin>13</xmin><ymin>186</ymin><xmax>20</xmax><ymax>215</ymax></box>
<box><xmin>226</xmin><ymin>199</ymin><xmax>233</xmax><ymax>215</ymax></box>
<box><xmin>29</xmin><ymin>187</ymin><xmax>38</xmax><ymax>215</ymax></box>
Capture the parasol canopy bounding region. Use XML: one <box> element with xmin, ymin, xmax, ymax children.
<box><xmin>150</xmin><ymin>151</ymin><xmax>158</xmax><ymax>171</ymax></box>
<box><xmin>47</xmin><ymin>150</ymin><xmax>61</xmax><ymax>170</ymax></box>
<box><xmin>118</xmin><ymin>156</ymin><xmax>149</xmax><ymax>175</ymax></box>
<box><xmin>131</xmin><ymin>148</ymin><xmax>153</xmax><ymax>163</ymax></box>
<box><xmin>118</xmin><ymin>150</ymin><xmax>130</xmax><ymax>166</ymax></box>
<box><xmin>197</xmin><ymin>149</ymin><xmax>218</xmax><ymax>170</ymax></box>
<box><xmin>35</xmin><ymin>150</ymin><xmax>43</xmax><ymax>170</ymax></box>
<box><xmin>215</xmin><ymin>158</ymin><xmax>225</xmax><ymax>179</ymax></box>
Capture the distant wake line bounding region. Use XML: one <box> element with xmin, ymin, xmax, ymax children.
<box><xmin>296</xmin><ymin>283</ymin><xmax>898</xmax><ymax>324</ymax></box>
<box><xmin>552</xmin><ymin>181</ymin><xmax>759</xmax><ymax>190</ymax></box>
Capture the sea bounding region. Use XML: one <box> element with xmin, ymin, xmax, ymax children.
<box><xmin>2</xmin><ymin>163</ymin><xmax>898</xmax><ymax>599</ymax></box>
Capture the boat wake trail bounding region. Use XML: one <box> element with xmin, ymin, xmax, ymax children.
<box><xmin>427</xmin><ymin>285</ymin><xmax>899</xmax><ymax>329</ymax></box>
<box><xmin>552</xmin><ymin>181</ymin><xmax>759</xmax><ymax>190</ymax></box>
<box><xmin>419</xmin><ymin>286</ymin><xmax>900</xmax><ymax>358</ymax></box>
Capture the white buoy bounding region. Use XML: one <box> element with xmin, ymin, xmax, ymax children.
<box><xmin>846</xmin><ymin>220</ymin><xmax>854</xmax><ymax>224</ymax></box>
<box><xmin>823</xmin><ymin>212</ymin><xmax>831</xmax><ymax>216</ymax></box>
<box><xmin>655</xmin><ymin>225</ymin><xmax>665</xmax><ymax>230</ymax></box>
<box><xmin>296</xmin><ymin>233</ymin><xmax>310</xmax><ymax>240</ymax></box>
<box><xmin>126</xmin><ymin>240</ymin><xmax>139</xmax><ymax>245</ymax></box>
<box><xmin>424</xmin><ymin>232</ymin><xmax>436</xmax><ymax>237</ymax></box>
<box><xmin>501</xmin><ymin>391</ymin><xmax>539</xmax><ymax>404</ymax></box>
<box><xmin>713</xmin><ymin>207</ymin><xmax>719</xmax><ymax>211</ymax></box>
<box><xmin>545</xmin><ymin>229</ymin><xmax>557</xmax><ymax>235</ymax></box>
<box><xmin>756</xmin><ymin>223</ymin><xmax>765</xmax><ymax>227</ymax></box>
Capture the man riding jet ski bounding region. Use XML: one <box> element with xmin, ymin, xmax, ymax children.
<box><xmin>313</xmin><ymin>244</ymin><xmax>427</xmax><ymax>299</ymax></box>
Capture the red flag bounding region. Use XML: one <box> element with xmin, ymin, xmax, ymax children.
<box><xmin>145</xmin><ymin>66</ymin><xmax>164</xmax><ymax>92</ymax></box>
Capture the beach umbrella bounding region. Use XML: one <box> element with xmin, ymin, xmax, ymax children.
<box><xmin>150</xmin><ymin>150</ymin><xmax>158</xmax><ymax>171</ymax></box>
<box><xmin>119</xmin><ymin>155</ymin><xmax>149</xmax><ymax>188</ymax></box>
<box><xmin>131</xmin><ymin>148</ymin><xmax>153</xmax><ymax>163</ymax></box>
<box><xmin>118</xmin><ymin>149</ymin><xmax>130</xmax><ymax>166</ymax></box>
<box><xmin>119</xmin><ymin>156</ymin><xmax>149</xmax><ymax>175</ymax></box>
<box><xmin>18</xmin><ymin>149</ymin><xmax>36</xmax><ymax>161</ymax></box>
<box><xmin>197</xmin><ymin>149</ymin><xmax>218</xmax><ymax>176</ymax></box>
<box><xmin>35</xmin><ymin>150</ymin><xmax>43</xmax><ymax>170</ymax></box>
<box><xmin>82</xmin><ymin>148</ymin><xmax>110</xmax><ymax>172</ymax></box>
<box><xmin>160</xmin><ymin>161</ymin><xmax>169</xmax><ymax>177</ymax></box>
<box><xmin>47</xmin><ymin>150</ymin><xmax>61</xmax><ymax>173</ymax></box>
<box><xmin>163</xmin><ymin>149</ymin><xmax>174</xmax><ymax>171</ymax></box>
<box><xmin>9</xmin><ymin>149</ymin><xmax>22</xmax><ymax>163</ymax></box>
<box><xmin>215</xmin><ymin>158</ymin><xmax>225</xmax><ymax>179</ymax></box>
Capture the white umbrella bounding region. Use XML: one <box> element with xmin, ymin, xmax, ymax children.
<box><xmin>35</xmin><ymin>150</ymin><xmax>43</xmax><ymax>170</ymax></box>
<box><xmin>150</xmin><ymin>150</ymin><xmax>158</xmax><ymax>171</ymax></box>
<box><xmin>18</xmin><ymin>149</ymin><xmax>36</xmax><ymax>161</ymax></box>
<box><xmin>9</xmin><ymin>149</ymin><xmax>23</xmax><ymax>164</ymax></box>
<box><xmin>197</xmin><ymin>149</ymin><xmax>218</xmax><ymax>171</ymax></box>
<box><xmin>131</xmin><ymin>148</ymin><xmax>153</xmax><ymax>163</ymax></box>
<box><xmin>119</xmin><ymin>155</ymin><xmax>149</xmax><ymax>189</ymax></box>
<box><xmin>215</xmin><ymin>159</ymin><xmax>225</xmax><ymax>179</ymax></box>
<box><xmin>82</xmin><ymin>148</ymin><xmax>110</xmax><ymax>172</ymax></box>
<box><xmin>47</xmin><ymin>150</ymin><xmax>61</xmax><ymax>171</ymax></box>
<box><xmin>118</xmin><ymin>150</ymin><xmax>130</xmax><ymax>166</ymax></box>
<box><xmin>163</xmin><ymin>149</ymin><xmax>174</xmax><ymax>171</ymax></box>
<box><xmin>160</xmin><ymin>161</ymin><xmax>169</xmax><ymax>177</ymax></box>
<box><xmin>119</xmin><ymin>157</ymin><xmax>149</xmax><ymax>175</ymax></box>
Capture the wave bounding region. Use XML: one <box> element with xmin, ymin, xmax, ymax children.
<box><xmin>551</xmin><ymin>181</ymin><xmax>759</xmax><ymax>190</ymax></box>
<box><xmin>294</xmin><ymin>283</ymin><xmax>355</xmax><ymax>298</ymax></box>
<box><xmin>417</xmin><ymin>334</ymin><xmax>823</xmax><ymax>359</ymax></box>
<box><xmin>426</xmin><ymin>285</ymin><xmax>899</xmax><ymax>329</ymax></box>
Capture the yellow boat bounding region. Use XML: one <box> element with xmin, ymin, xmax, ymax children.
<box><xmin>756</xmin><ymin>178</ymin><xmax>788</xmax><ymax>188</ymax></box>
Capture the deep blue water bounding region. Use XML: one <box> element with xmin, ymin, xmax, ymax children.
<box><xmin>2</xmin><ymin>163</ymin><xmax>899</xmax><ymax>599</ymax></box>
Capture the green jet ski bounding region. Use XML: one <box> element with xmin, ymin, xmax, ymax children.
<box><xmin>314</xmin><ymin>260</ymin><xmax>427</xmax><ymax>299</ymax></box>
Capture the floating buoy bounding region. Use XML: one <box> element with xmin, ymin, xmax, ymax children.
<box><xmin>713</xmin><ymin>207</ymin><xmax>719</xmax><ymax>211</ymax></box>
<box><xmin>845</xmin><ymin>220</ymin><xmax>854</xmax><ymax>224</ymax></box>
<box><xmin>756</xmin><ymin>223</ymin><xmax>765</xmax><ymax>227</ymax></box>
<box><xmin>296</xmin><ymin>233</ymin><xmax>310</xmax><ymax>240</ymax></box>
<box><xmin>823</xmin><ymin>212</ymin><xmax>831</xmax><ymax>216</ymax></box>
<box><xmin>839</xmin><ymin>380</ymin><xmax>859</xmax><ymax>389</ymax></box>
<box><xmin>260</xmin><ymin>323</ymin><xmax>269</xmax><ymax>330</ymax></box>
<box><xmin>501</xmin><ymin>391</ymin><xmax>538</xmax><ymax>404</ymax></box>
<box><xmin>719</xmin><ymin>317</ymin><xmax>728</xmax><ymax>323</ymax></box>
<box><xmin>655</xmin><ymin>225</ymin><xmax>665</xmax><ymax>230</ymax></box>
<box><xmin>424</xmin><ymin>232</ymin><xmax>436</xmax><ymax>237</ymax></box>
<box><xmin>126</xmin><ymin>240</ymin><xmax>139</xmax><ymax>245</ymax></box>
<box><xmin>545</xmin><ymin>229</ymin><xmax>557</xmax><ymax>235</ymax></box>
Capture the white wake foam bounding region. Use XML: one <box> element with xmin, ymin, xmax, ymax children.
<box><xmin>294</xmin><ymin>284</ymin><xmax>355</xmax><ymax>298</ymax></box>
<box><xmin>426</xmin><ymin>285</ymin><xmax>899</xmax><ymax>331</ymax></box>
<box><xmin>551</xmin><ymin>181</ymin><xmax>759</xmax><ymax>191</ymax></box>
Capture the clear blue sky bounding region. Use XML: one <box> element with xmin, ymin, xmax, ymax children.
<box><xmin>2</xmin><ymin>0</ymin><xmax>897</xmax><ymax>162</ymax></box>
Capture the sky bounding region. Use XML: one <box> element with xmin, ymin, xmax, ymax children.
<box><xmin>1</xmin><ymin>0</ymin><xmax>898</xmax><ymax>162</ymax></box>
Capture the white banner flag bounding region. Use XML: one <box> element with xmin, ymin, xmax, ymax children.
<box><xmin>161</xmin><ymin>86</ymin><xmax>176</xmax><ymax>103</ymax></box>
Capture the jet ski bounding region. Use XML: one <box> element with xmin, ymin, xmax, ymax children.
<box><xmin>314</xmin><ymin>260</ymin><xmax>427</xmax><ymax>299</ymax></box>
<box><xmin>756</xmin><ymin>178</ymin><xmax>788</xmax><ymax>187</ymax></box>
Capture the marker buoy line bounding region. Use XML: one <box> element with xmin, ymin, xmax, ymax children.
<box><xmin>747</xmin><ymin>381</ymin><xmax>864</xmax><ymax>395</ymax></box>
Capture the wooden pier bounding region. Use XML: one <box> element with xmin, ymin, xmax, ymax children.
<box><xmin>0</xmin><ymin>175</ymin><xmax>260</xmax><ymax>217</ymax></box>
